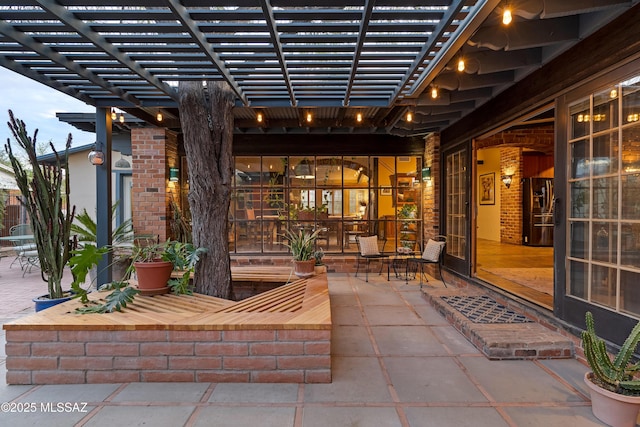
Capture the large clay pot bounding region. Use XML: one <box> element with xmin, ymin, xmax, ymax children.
<box><xmin>134</xmin><ymin>260</ymin><xmax>173</xmax><ymax>295</ymax></box>
<box><xmin>294</xmin><ymin>259</ymin><xmax>315</xmax><ymax>278</ymax></box>
<box><xmin>584</xmin><ymin>372</ymin><xmax>640</xmax><ymax>427</ymax></box>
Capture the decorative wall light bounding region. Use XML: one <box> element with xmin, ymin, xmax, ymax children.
<box><xmin>422</xmin><ymin>167</ymin><xmax>431</xmax><ymax>182</ymax></box>
<box><xmin>502</xmin><ymin>174</ymin><xmax>513</xmax><ymax>189</ymax></box>
<box><xmin>88</xmin><ymin>146</ymin><xmax>105</xmax><ymax>166</ymax></box>
<box><xmin>169</xmin><ymin>167</ymin><xmax>180</xmax><ymax>182</ymax></box>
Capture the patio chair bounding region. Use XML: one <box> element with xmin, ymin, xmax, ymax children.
<box><xmin>407</xmin><ymin>235</ymin><xmax>447</xmax><ymax>288</ymax></box>
<box><xmin>355</xmin><ymin>235</ymin><xmax>390</xmax><ymax>282</ymax></box>
<box><xmin>8</xmin><ymin>224</ymin><xmax>36</xmax><ymax>270</ymax></box>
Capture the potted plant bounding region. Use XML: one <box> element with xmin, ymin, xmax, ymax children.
<box><xmin>582</xmin><ymin>311</ymin><xmax>640</xmax><ymax>427</ymax></box>
<box><xmin>131</xmin><ymin>240</ymin><xmax>208</xmax><ymax>295</ymax></box>
<box><xmin>71</xmin><ymin>206</ymin><xmax>133</xmax><ymax>283</ymax></box>
<box><xmin>314</xmin><ymin>248</ymin><xmax>326</xmax><ymax>274</ymax></box>
<box><xmin>282</xmin><ymin>228</ymin><xmax>321</xmax><ymax>278</ymax></box>
<box><xmin>5</xmin><ymin>111</ymin><xmax>75</xmax><ymax>311</ymax></box>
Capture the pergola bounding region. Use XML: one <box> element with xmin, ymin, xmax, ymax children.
<box><xmin>1</xmin><ymin>1</ymin><xmax>634</xmax><ymax>137</ymax></box>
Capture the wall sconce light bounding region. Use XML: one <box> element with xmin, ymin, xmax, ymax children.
<box><xmin>502</xmin><ymin>174</ymin><xmax>513</xmax><ymax>189</ymax></box>
<box><xmin>422</xmin><ymin>167</ymin><xmax>431</xmax><ymax>182</ymax></box>
<box><xmin>88</xmin><ymin>146</ymin><xmax>105</xmax><ymax>166</ymax></box>
<box><xmin>169</xmin><ymin>167</ymin><xmax>179</xmax><ymax>182</ymax></box>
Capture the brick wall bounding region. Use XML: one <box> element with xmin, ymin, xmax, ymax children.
<box><xmin>499</xmin><ymin>147</ymin><xmax>523</xmax><ymax>244</ymax></box>
<box><xmin>5</xmin><ymin>328</ymin><xmax>331</xmax><ymax>384</ymax></box>
<box><xmin>421</xmin><ymin>133</ymin><xmax>443</xmax><ymax>279</ymax></box>
<box><xmin>131</xmin><ymin>128</ymin><xmax>176</xmax><ymax>241</ymax></box>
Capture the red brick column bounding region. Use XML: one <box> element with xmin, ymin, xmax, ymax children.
<box><xmin>500</xmin><ymin>147</ymin><xmax>523</xmax><ymax>244</ymax></box>
<box><xmin>423</xmin><ymin>133</ymin><xmax>441</xmax><ymax>240</ymax></box>
<box><xmin>131</xmin><ymin>128</ymin><xmax>179</xmax><ymax>241</ymax></box>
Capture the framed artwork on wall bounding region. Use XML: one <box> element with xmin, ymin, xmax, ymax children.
<box><xmin>479</xmin><ymin>172</ymin><xmax>495</xmax><ymax>205</ymax></box>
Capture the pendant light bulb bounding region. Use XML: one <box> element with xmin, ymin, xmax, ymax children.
<box><xmin>356</xmin><ymin>112</ymin><xmax>363</xmax><ymax>123</ymax></box>
<box><xmin>111</xmin><ymin>108</ymin><xmax>117</xmax><ymax>120</ymax></box>
<box><xmin>457</xmin><ymin>58</ymin><xmax>465</xmax><ymax>72</ymax></box>
<box><xmin>406</xmin><ymin>111</ymin><xmax>413</xmax><ymax>123</ymax></box>
<box><xmin>306</xmin><ymin>112</ymin><xmax>312</xmax><ymax>123</ymax></box>
<box><xmin>119</xmin><ymin>113</ymin><xmax>125</xmax><ymax>124</ymax></box>
<box><xmin>156</xmin><ymin>112</ymin><xmax>163</xmax><ymax>122</ymax></box>
<box><xmin>502</xmin><ymin>9</ymin><xmax>512</xmax><ymax>25</ymax></box>
<box><xmin>431</xmin><ymin>87</ymin><xmax>438</xmax><ymax>99</ymax></box>
<box><xmin>257</xmin><ymin>112</ymin><xmax>263</xmax><ymax>123</ymax></box>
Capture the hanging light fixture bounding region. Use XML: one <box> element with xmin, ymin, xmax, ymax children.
<box><xmin>306</xmin><ymin>112</ymin><xmax>313</xmax><ymax>123</ymax></box>
<box><xmin>156</xmin><ymin>112</ymin><xmax>163</xmax><ymax>122</ymax></box>
<box><xmin>356</xmin><ymin>112</ymin><xmax>363</xmax><ymax>123</ymax></box>
<box><xmin>256</xmin><ymin>112</ymin><xmax>264</xmax><ymax>123</ymax></box>
<box><xmin>457</xmin><ymin>58</ymin><xmax>465</xmax><ymax>72</ymax></box>
<box><xmin>431</xmin><ymin>86</ymin><xmax>438</xmax><ymax>99</ymax></box>
<box><xmin>294</xmin><ymin>158</ymin><xmax>315</xmax><ymax>179</ymax></box>
<box><xmin>119</xmin><ymin>112</ymin><xmax>125</xmax><ymax>124</ymax></box>
<box><xmin>502</xmin><ymin>9</ymin><xmax>512</xmax><ymax>25</ymax></box>
<box><xmin>406</xmin><ymin>110</ymin><xmax>413</xmax><ymax>122</ymax></box>
<box><xmin>111</xmin><ymin>108</ymin><xmax>117</xmax><ymax>121</ymax></box>
<box><xmin>114</xmin><ymin>153</ymin><xmax>131</xmax><ymax>169</ymax></box>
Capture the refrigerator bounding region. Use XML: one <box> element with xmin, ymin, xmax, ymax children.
<box><xmin>523</xmin><ymin>178</ymin><xmax>554</xmax><ymax>246</ymax></box>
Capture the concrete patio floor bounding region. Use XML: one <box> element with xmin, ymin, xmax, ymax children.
<box><xmin>0</xmin><ymin>256</ymin><xmax>608</xmax><ymax>426</ymax></box>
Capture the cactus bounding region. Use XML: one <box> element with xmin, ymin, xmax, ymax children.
<box><xmin>5</xmin><ymin>110</ymin><xmax>75</xmax><ymax>300</ymax></box>
<box><xmin>582</xmin><ymin>311</ymin><xmax>640</xmax><ymax>394</ymax></box>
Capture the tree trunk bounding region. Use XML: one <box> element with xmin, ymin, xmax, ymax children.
<box><xmin>178</xmin><ymin>81</ymin><xmax>234</xmax><ymax>298</ymax></box>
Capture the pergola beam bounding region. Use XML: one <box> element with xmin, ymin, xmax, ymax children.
<box><xmin>343</xmin><ymin>0</ymin><xmax>376</xmax><ymax>106</ymax></box>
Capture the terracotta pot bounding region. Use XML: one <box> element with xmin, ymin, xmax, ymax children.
<box><xmin>584</xmin><ymin>372</ymin><xmax>640</xmax><ymax>427</ymax></box>
<box><xmin>294</xmin><ymin>259</ymin><xmax>315</xmax><ymax>278</ymax></box>
<box><xmin>134</xmin><ymin>260</ymin><xmax>173</xmax><ymax>295</ymax></box>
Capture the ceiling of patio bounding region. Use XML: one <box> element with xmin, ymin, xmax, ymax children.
<box><xmin>0</xmin><ymin>0</ymin><xmax>636</xmax><ymax>137</ymax></box>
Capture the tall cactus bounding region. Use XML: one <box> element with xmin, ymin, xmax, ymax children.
<box><xmin>5</xmin><ymin>110</ymin><xmax>75</xmax><ymax>299</ymax></box>
<box><xmin>582</xmin><ymin>311</ymin><xmax>640</xmax><ymax>393</ymax></box>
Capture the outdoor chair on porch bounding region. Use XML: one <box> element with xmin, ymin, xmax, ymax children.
<box><xmin>355</xmin><ymin>235</ymin><xmax>390</xmax><ymax>282</ymax></box>
<box><xmin>407</xmin><ymin>235</ymin><xmax>447</xmax><ymax>288</ymax></box>
<box><xmin>8</xmin><ymin>224</ymin><xmax>36</xmax><ymax>270</ymax></box>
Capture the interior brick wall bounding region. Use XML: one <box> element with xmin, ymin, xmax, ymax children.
<box><xmin>499</xmin><ymin>147</ymin><xmax>523</xmax><ymax>244</ymax></box>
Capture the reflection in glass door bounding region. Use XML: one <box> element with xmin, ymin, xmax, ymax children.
<box><xmin>445</xmin><ymin>146</ymin><xmax>469</xmax><ymax>273</ymax></box>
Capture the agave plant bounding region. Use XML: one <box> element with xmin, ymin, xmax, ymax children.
<box><xmin>281</xmin><ymin>228</ymin><xmax>320</xmax><ymax>261</ymax></box>
<box><xmin>582</xmin><ymin>311</ymin><xmax>640</xmax><ymax>394</ymax></box>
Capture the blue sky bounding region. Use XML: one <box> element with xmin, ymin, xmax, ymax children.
<box><xmin>1</xmin><ymin>67</ymin><xmax>96</xmax><ymax>153</ymax></box>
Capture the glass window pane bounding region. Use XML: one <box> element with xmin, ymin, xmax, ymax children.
<box><xmin>621</xmin><ymin>174</ymin><xmax>640</xmax><ymax>219</ymax></box>
<box><xmin>290</xmin><ymin>157</ymin><xmax>316</xmax><ymax>185</ymax></box>
<box><xmin>592</xmin><ymin>222</ymin><xmax>617</xmax><ymax>264</ymax></box>
<box><xmin>569</xmin><ymin>221</ymin><xmax>588</xmax><ymax>259</ymax></box>
<box><xmin>570</xmin><ymin>140</ymin><xmax>589</xmax><ymax>179</ymax></box>
<box><xmin>592</xmin><ymin>177</ymin><xmax>618</xmax><ymax>219</ymax></box>
<box><xmin>621</xmin><ymin>223</ymin><xmax>640</xmax><ymax>268</ymax></box>
<box><xmin>569</xmin><ymin>99</ymin><xmax>590</xmax><ymax>139</ymax></box>
<box><xmin>316</xmin><ymin>156</ymin><xmax>342</xmax><ymax>187</ymax></box>
<box><xmin>591</xmin><ymin>264</ymin><xmax>617</xmax><ymax>308</ymax></box>
<box><xmin>622</xmin><ymin>79</ymin><xmax>640</xmax><ymax>125</ymax></box>
<box><xmin>621</xmin><ymin>269</ymin><xmax>640</xmax><ymax>316</ymax></box>
<box><xmin>592</xmin><ymin>133</ymin><xmax>618</xmax><ymax>176</ymax></box>
<box><xmin>622</xmin><ymin>124</ymin><xmax>640</xmax><ymax>173</ymax></box>
<box><xmin>593</xmin><ymin>89</ymin><xmax>618</xmax><ymax>133</ymax></box>
<box><xmin>569</xmin><ymin>181</ymin><xmax>589</xmax><ymax>218</ymax></box>
<box><xmin>568</xmin><ymin>260</ymin><xmax>588</xmax><ymax>299</ymax></box>
<box><xmin>343</xmin><ymin>156</ymin><xmax>369</xmax><ymax>187</ymax></box>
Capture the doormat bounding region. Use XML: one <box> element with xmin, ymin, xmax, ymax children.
<box><xmin>441</xmin><ymin>295</ymin><xmax>532</xmax><ymax>324</ymax></box>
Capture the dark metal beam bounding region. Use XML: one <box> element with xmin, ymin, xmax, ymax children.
<box><xmin>166</xmin><ymin>0</ymin><xmax>248</xmax><ymax>105</ymax></box>
<box><xmin>259</xmin><ymin>0</ymin><xmax>296</xmax><ymax>107</ymax></box>
<box><xmin>343</xmin><ymin>0</ymin><xmax>376</xmax><ymax>106</ymax></box>
<box><xmin>95</xmin><ymin>107</ymin><xmax>113</xmax><ymax>287</ymax></box>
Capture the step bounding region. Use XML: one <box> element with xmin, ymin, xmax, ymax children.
<box><xmin>422</xmin><ymin>287</ymin><xmax>574</xmax><ymax>360</ymax></box>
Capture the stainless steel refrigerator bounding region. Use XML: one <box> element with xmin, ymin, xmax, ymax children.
<box><xmin>523</xmin><ymin>178</ymin><xmax>554</xmax><ymax>246</ymax></box>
